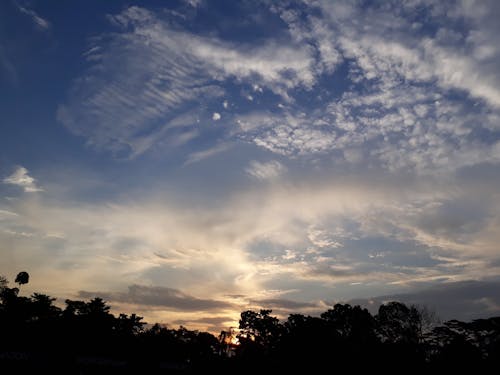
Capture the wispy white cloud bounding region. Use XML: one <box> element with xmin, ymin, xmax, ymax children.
<box><xmin>304</xmin><ymin>0</ymin><xmax>500</xmax><ymax>109</ymax></box>
<box><xmin>57</xmin><ymin>2</ymin><xmax>500</xmax><ymax>173</ymax></box>
<box><xmin>3</xmin><ymin>166</ymin><xmax>43</xmax><ymax>192</ymax></box>
<box><xmin>16</xmin><ymin>3</ymin><xmax>50</xmax><ymax>31</ymax></box>
<box><xmin>236</xmin><ymin>0</ymin><xmax>499</xmax><ymax>173</ymax></box>
<box><xmin>58</xmin><ymin>6</ymin><xmax>316</xmax><ymax>157</ymax></box>
<box><xmin>0</xmin><ymin>209</ymin><xmax>18</xmax><ymax>218</ymax></box>
<box><xmin>246</xmin><ymin>160</ymin><xmax>286</xmax><ymax>180</ymax></box>
<box><xmin>189</xmin><ymin>36</ymin><xmax>315</xmax><ymax>92</ymax></box>
<box><xmin>183</xmin><ymin>0</ymin><xmax>202</xmax><ymax>8</ymax></box>
<box><xmin>183</xmin><ymin>143</ymin><xmax>231</xmax><ymax>165</ymax></box>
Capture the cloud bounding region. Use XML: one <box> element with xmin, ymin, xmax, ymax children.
<box><xmin>235</xmin><ymin>111</ymin><xmax>338</xmax><ymax>156</ymax></box>
<box><xmin>57</xmin><ymin>2</ymin><xmax>500</xmax><ymax>174</ymax></box>
<box><xmin>0</xmin><ymin>210</ymin><xmax>18</xmax><ymax>218</ymax></box>
<box><xmin>58</xmin><ymin>6</ymin><xmax>316</xmax><ymax>157</ymax></box>
<box><xmin>301</xmin><ymin>0</ymin><xmax>500</xmax><ymax>108</ymax></box>
<box><xmin>79</xmin><ymin>284</ymin><xmax>233</xmax><ymax>311</ymax></box>
<box><xmin>234</xmin><ymin>0</ymin><xmax>499</xmax><ymax>173</ymax></box>
<box><xmin>233</xmin><ymin>70</ymin><xmax>500</xmax><ymax>174</ymax></box>
<box><xmin>16</xmin><ymin>3</ymin><xmax>50</xmax><ymax>30</ymax></box>
<box><xmin>307</xmin><ymin>227</ymin><xmax>342</xmax><ymax>249</ymax></box>
<box><xmin>349</xmin><ymin>279</ymin><xmax>500</xmax><ymax>321</ymax></box>
<box><xmin>246</xmin><ymin>160</ymin><xmax>286</xmax><ymax>180</ymax></box>
<box><xmin>3</xmin><ymin>166</ymin><xmax>43</xmax><ymax>192</ymax></box>
<box><xmin>2</xmin><ymin>163</ymin><xmax>500</xmax><ymax>329</ymax></box>
<box><xmin>190</xmin><ymin>38</ymin><xmax>314</xmax><ymax>91</ymax></box>
<box><xmin>183</xmin><ymin>143</ymin><xmax>232</xmax><ymax>165</ymax></box>
<box><xmin>183</xmin><ymin>0</ymin><xmax>202</xmax><ymax>8</ymax></box>
<box><xmin>251</xmin><ymin>298</ymin><xmax>319</xmax><ymax>310</ymax></box>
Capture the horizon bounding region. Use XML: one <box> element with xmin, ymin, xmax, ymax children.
<box><xmin>1</xmin><ymin>0</ymin><xmax>500</xmax><ymax>334</ymax></box>
<box><xmin>2</xmin><ymin>271</ymin><xmax>498</xmax><ymax>335</ymax></box>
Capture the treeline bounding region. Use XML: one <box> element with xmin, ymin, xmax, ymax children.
<box><xmin>1</xmin><ymin>274</ymin><xmax>500</xmax><ymax>373</ymax></box>
<box><xmin>234</xmin><ymin>305</ymin><xmax>500</xmax><ymax>372</ymax></box>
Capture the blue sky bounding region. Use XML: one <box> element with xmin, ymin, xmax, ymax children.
<box><xmin>2</xmin><ymin>0</ymin><xmax>500</xmax><ymax>332</ymax></box>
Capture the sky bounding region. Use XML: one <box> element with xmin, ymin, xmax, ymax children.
<box><xmin>1</xmin><ymin>0</ymin><xmax>500</xmax><ymax>333</ymax></box>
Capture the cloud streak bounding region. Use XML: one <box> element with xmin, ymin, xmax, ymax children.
<box><xmin>251</xmin><ymin>298</ymin><xmax>319</xmax><ymax>310</ymax></box>
<box><xmin>183</xmin><ymin>143</ymin><xmax>232</xmax><ymax>165</ymax></box>
<box><xmin>79</xmin><ymin>284</ymin><xmax>234</xmax><ymax>311</ymax></box>
<box><xmin>3</xmin><ymin>166</ymin><xmax>43</xmax><ymax>192</ymax></box>
<box><xmin>16</xmin><ymin>3</ymin><xmax>50</xmax><ymax>30</ymax></box>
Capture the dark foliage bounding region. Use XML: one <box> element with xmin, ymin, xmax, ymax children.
<box><xmin>1</xmin><ymin>274</ymin><xmax>499</xmax><ymax>373</ymax></box>
<box><xmin>15</xmin><ymin>271</ymin><xmax>29</xmax><ymax>286</ymax></box>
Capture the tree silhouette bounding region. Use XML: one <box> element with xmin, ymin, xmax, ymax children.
<box><xmin>15</xmin><ymin>271</ymin><xmax>29</xmax><ymax>287</ymax></box>
<box><xmin>238</xmin><ymin>309</ymin><xmax>282</xmax><ymax>348</ymax></box>
<box><xmin>321</xmin><ymin>303</ymin><xmax>376</xmax><ymax>343</ymax></box>
<box><xmin>116</xmin><ymin>313</ymin><xmax>145</xmax><ymax>335</ymax></box>
<box><xmin>31</xmin><ymin>293</ymin><xmax>61</xmax><ymax>320</ymax></box>
<box><xmin>237</xmin><ymin>309</ymin><xmax>283</xmax><ymax>364</ymax></box>
<box><xmin>0</xmin><ymin>275</ymin><xmax>7</xmax><ymax>290</ymax></box>
<box><xmin>376</xmin><ymin>301</ymin><xmax>421</xmax><ymax>344</ymax></box>
<box><xmin>1</xmin><ymin>275</ymin><xmax>500</xmax><ymax>372</ymax></box>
